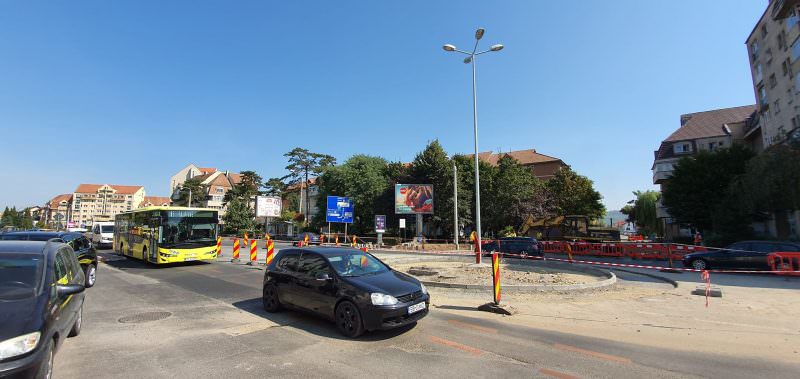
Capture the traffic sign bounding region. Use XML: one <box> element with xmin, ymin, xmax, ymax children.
<box><xmin>326</xmin><ymin>196</ymin><xmax>354</xmax><ymax>223</ymax></box>
<box><xmin>375</xmin><ymin>215</ymin><xmax>386</xmax><ymax>233</ymax></box>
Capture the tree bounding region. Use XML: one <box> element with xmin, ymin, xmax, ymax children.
<box><xmin>315</xmin><ymin>155</ymin><xmax>390</xmax><ymax>234</ymax></box>
<box><xmin>173</xmin><ymin>177</ymin><xmax>207</xmax><ymax>207</ymax></box>
<box><xmin>224</xmin><ymin>170</ymin><xmax>263</xmax><ymax>204</ymax></box>
<box><xmin>661</xmin><ymin>144</ymin><xmax>754</xmax><ymax>232</ymax></box>
<box><xmin>20</xmin><ymin>209</ymin><xmax>34</xmax><ymax>230</ymax></box>
<box><xmin>547</xmin><ymin>167</ymin><xmax>605</xmax><ymax>220</ymax></box>
<box><xmin>409</xmin><ymin>140</ymin><xmax>453</xmax><ymax>237</ymax></box>
<box><xmin>282</xmin><ymin>148</ymin><xmax>336</xmax><ymax>225</ymax></box>
<box><xmin>222</xmin><ymin>197</ymin><xmax>254</xmax><ymax>233</ymax></box>
<box><xmin>263</xmin><ymin>177</ymin><xmax>286</xmax><ymax>197</ymax></box>
<box><xmin>625</xmin><ymin>190</ymin><xmax>660</xmax><ymax>236</ymax></box>
<box><xmin>731</xmin><ymin>145</ymin><xmax>800</xmax><ymax>239</ymax></box>
<box><xmin>484</xmin><ymin>155</ymin><xmax>553</xmax><ymax>233</ymax></box>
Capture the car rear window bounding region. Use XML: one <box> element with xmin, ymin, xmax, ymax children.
<box><xmin>102</xmin><ymin>225</ymin><xmax>114</xmax><ymax>233</ymax></box>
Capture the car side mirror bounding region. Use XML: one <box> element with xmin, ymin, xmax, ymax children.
<box><xmin>315</xmin><ymin>272</ymin><xmax>332</xmax><ymax>282</ymax></box>
<box><xmin>57</xmin><ymin>284</ymin><xmax>85</xmax><ymax>298</ymax></box>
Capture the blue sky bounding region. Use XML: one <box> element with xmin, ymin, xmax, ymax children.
<box><xmin>0</xmin><ymin>1</ymin><xmax>764</xmax><ymax>212</ymax></box>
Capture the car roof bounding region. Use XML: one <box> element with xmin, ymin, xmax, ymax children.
<box><xmin>286</xmin><ymin>246</ymin><xmax>363</xmax><ymax>256</ymax></box>
<box><xmin>2</xmin><ymin>231</ymin><xmax>82</xmax><ymax>239</ymax></box>
<box><xmin>0</xmin><ymin>241</ymin><xmax>51</xmax><ymax>256</ymax></box>
<box><xmin>736</xmin><ymin>240</ymin><xmax>800</xmax><ymax>245</ymax></box>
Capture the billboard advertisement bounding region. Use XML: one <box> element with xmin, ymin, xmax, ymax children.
<box><xmin>326</xmin><ymin>196</ymin><xmax>354</xmax><ymax>223</ymax></box>
<box><xmin>395</xmin><ymin>184</ymin><xmax>434</xmax><ymax>214</ymax></box>
<box><xmin>256</xmin><ymin>196</ymin><xmax>282</xmax><ymax>218</ymax></box>
<box><xmin>375</xmin><ymin>215</ymin><xmax>386</xmax><ymax>233</ymax></box>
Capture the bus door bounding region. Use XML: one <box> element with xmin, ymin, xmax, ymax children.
<box><xmin>148</xmin><ymin>216</ymin><xmax>160</xmax><ymax>262</ymax></box>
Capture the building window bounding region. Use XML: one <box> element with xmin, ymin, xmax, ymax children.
<box><xmin>751</xmin><ymin>40</ymin><xmax>760</xmax><ymax>60</ymax></box>
<box><xmin>779</xmin><ymin>31</ymin><xmax>787</xmax><ymax>50</ymax></box>
<box><xmin>673</xmin><ymin>143</ymin><xmax>692</xmax><ymax>154</ymax></box>
<box><xmin>770</xmin><ymin>73</ymin><xmax>777</xmax><ymax>88</ymax></box>
<box><xmin>216</xmin><ymin>188</ymin><xmax>224</xmax><ymax>194</ymax></box>
<box><xmin>755</xmin><ymin>63</ymin><xmax>763</xmax><ymax>83</ymax></box>
<box><xmin>792</xmin><ymin>38</ymin><xmax>800</xmax><ymax>61</ymax></box>
<box><xmin>788</xmin><ymin>8</ymin><xmax>799</xmax><ymax>32</ymax></box>
<box><xmin>758</xmin><ymin>85</ymin><xmax>768</xmax><ymax>106</ymax></box>
<box><xmin>774</xmin><ymin>99</ymin><xmax>781</xmax><ymax>114</ymax></box>
<box><xmin>761</xmin><ymin>24</ymin><xmax>768</xmax><ymax>38</ymax></box>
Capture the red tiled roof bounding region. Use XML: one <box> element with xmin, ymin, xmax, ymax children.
<box><xmin>49</xmin><ymin>194</ymin><xmax>72</xmax><ymax>208</ymax></box>
<box><xmin>227</xmin><ymin>173</ymin><xmax>243</xmax><ymax>184</ymax></box>
<box><xmin>198</xmin><ymin>167</ymin><xmax>217</xmax><ymax>175</ymax></box>
<box><xmin>664</xmin><ymin>105</ymin><xmax>756</xmax><ymax>142</ymax></box>
<box><xmin>74</xmin><ymin>184</ymin><xmax>144</xmax><ymax>194</ymax></box>
<box><xmin>286</xmin><ymin>177</ymin><xmax>317</xmax><ymax>191</ymax></box>
<box><xmin>142</xmin><ymin>196</ymin><xmax>171</xmax><ymax>206</ymax></box>
<box><xmin>466</xmin><ymin>149</ymin><xmax>563</xmax><ymax>166</ymax></box>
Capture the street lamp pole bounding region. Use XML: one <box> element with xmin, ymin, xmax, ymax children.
<box><xmin>443</xmin><ymin>28</ymin><xmax>503</xmax><ymax>264</ymax></box>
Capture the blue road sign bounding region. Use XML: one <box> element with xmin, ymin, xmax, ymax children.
<box><xmin>326</xmin><ymin>196</ymin><xmax>354</xmax><ymax>223</ymax></box>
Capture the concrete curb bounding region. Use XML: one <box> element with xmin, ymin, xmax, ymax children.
<box><xmin>606</xmin><ymin>267</ymin><xmax>679</xmax><ymax>288</ymax></box>
<box><xmin>384</xmin><ymin>255</ymin><xmax>617</xmax><ymax>293</ymax></box>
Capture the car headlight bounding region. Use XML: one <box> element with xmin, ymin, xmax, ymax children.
<box><xmin>420</xmin><ymin>283</ymin><xmax>428</xmax><ymax>295</ymax></box>
<box><xmin>0</xmin><ymin>331</ymin><xmax>40</xmax><ymax>360</ymax></box>
<box><xmin>370</xmin><ymin>293</ymin><xmax>399</xmax><ymax>306</ymax></box>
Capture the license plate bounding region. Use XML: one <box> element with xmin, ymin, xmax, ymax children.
<box><xmin>408</xmin><ymin>302</ymin><xmax>426</xmax><ymax>314</ymax></box>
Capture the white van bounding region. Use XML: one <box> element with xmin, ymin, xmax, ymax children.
<box><xmin>91</xmin><ymin>222</ymin><xmax>115</xmax><ymax>248</ymax></box>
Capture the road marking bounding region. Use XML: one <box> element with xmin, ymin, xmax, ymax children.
<box><xmin>447</xmin><ymin>319</ymin><xmax>498</xmax><ymax>334</ymax></box>
<box><xmin>553</xmin><ymin>343</ymin><xmax>631</xmax><ymax>364</ymax></box>
<box><xmin>428</xmin><ymin>336</ymin><xmax>484</xmax><ymax>356</ymax></box>
<box><xmin>538</xmin><ymin>368</ymin><xmax>580</xmax><ymax>379</ymax></box>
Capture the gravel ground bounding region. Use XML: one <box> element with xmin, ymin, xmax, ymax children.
<box><xmin>394</xmin><ymin>261</ymin><xmax>601</xmax><ymax>286</ymax></box>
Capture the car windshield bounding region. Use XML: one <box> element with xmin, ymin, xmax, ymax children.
<box><xmin>327</xmin><ymin>251</ymin><xmax>389</xmax><ymax>277</ymax></box>
<box><xmin>160</xmin><ymin>210</ymin><xmax>218</xmax><ymax>248</ymax></box>
<box><xmin>0</xmin><ymin>254</ymin><xmax>43</xmax><ymax>299</ymax></box>
<box><xmin>101</xmin><ymin>225</ymin><xmax>114</xmax><ymax>233</ymax></box>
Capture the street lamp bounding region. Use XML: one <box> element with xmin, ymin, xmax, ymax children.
<box><xmin>442</xmin><ymin>27</ymin><xmax>503</xmax><ymax>264</ymax></box>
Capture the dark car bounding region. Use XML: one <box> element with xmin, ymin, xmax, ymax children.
<box><xmin>292</xmin><ymin>232</ymin><xmax>321</xmax><ymax>246</ymax></box>
<box><xmin>1</xmin><ymin>232</ymin><xmax>98</xmax><ymax>288</ymax></box>
<box><xmin>481</xmin><ymin>237</ymin><xmax>542</xmax><ymax>257</ymax></box>
<box><xmin>261</xmin><ymin>247</ymin><xmax>429</xmax><ymax>337</ymax></box>
<box><xmin>682</xmin><ymin>240</ymin><xmax>800</xmax><ymax>270</ymax></box>
<box><xmin>0</xmin><ymin>241</ymin><xmax>86</xmax><ymax>379</ymax></box>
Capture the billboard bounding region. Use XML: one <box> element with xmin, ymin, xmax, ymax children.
<box><xmin>326</xmin><ymin>196</ymin><xmax>354</xmax><ymax>223</ymax></box>
<box><xmin>375</xmin><ymin>215</ymin><xmax>386</xmax><ymax>233</ymax></box>
<box><xmin>256</xmin><ymin>196</ymin><xmax>282</xmax><ymax>218</ymax></box>
<box><xmin>395</xmin><ymin>184</ymin><xmax>434</xmax><ymax>214</ymax></box>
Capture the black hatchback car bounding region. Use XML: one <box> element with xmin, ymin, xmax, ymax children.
<box><xmin>1</xmin><ymin>232</ymin><xmax>98</xmax><ymax>288</ymax></box>
<box><xmin>262</xmin><ymin>247</ymin><xmax>429</xmax><ymax>337</ymax></box>
<box><xmin>0</xmin><ymin>241</ymin><xmax>86</xmax><ymax>379</ymax></box>
<box><xmin>682</xmin><ymin>240</ymin><xmax>800</xmax><ymax>270</ymax></box>
<box><xmin>482</xmin><ymin>237</ymin><xmax>542</xmax><ymax>257</ymax></box>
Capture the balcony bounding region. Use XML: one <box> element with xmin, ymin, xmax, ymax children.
<box><xmin>652</xmin><ymin>170</ymin><xmax>673</xmax><ymax>184</ymax></box>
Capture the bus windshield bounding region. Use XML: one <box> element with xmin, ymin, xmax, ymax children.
<box><xmin>160</xmin><ymin>210</ymin><xmax>217</xmax><ymax>248</ymax></box>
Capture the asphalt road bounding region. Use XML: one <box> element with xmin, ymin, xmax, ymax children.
<box><xmin>52</xmin><ymin>248</ymin><xmax>800</xmax><ymax>379</ymax></box>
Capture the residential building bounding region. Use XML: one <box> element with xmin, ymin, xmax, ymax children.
<box><xmin>746</xmin><ymin>0</ymin><xmax>800</xmax><ymax>149</ymax></box>
<box><xmin>467</xmin><ymin>149</ymin><xmax>569</xmax><ymax>180</ymax></box>
<box><xmin>652</xmin><ymin>105</ymin><xmax>757</xmax><ymax>239</ymax></box>
<box><xmin>140</xmin><ymin>196</ymin><xmax>172</xmax><ymax>207</ymax></box>
<box><xmin>169</xmin><ymin>164</ymin><xmax>243</xmax><ymax>216</ymax></box>
<box><xmin>70</xmin><ymin>184</ymin><xmax>146</xmax><ymax>226</ymax></box>
<box><xmin>285</xmin><ymin>178</ymin><xmax>319</xmax><ymax>224</ymax></box>
<box><xmin>44</xmin><ymin>194</ymin><xmax>73</xmax><ymax>229</ymax></box>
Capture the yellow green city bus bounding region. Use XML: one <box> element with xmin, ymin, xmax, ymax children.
<box><xmin>114</xmin><ymin>206</ymin><xmax>219</xmax><ymax>264</ymax></box>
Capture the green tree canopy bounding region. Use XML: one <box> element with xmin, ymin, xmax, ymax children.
<box><xmin>661</xmin><ymin>144</ymin><xmax>754</xmax><ymax>232</ymax></box>
<box><xmin>282</xmin><ymin>148</ymin><xmax>336</xmax><ymax>225</ymax></box>
<box><xmin>547</xmin><ymin>167</ymin><xmax>606</xmax><ymax>220</ymax></box>
<box><xmin>173</xmin><ymin>177</ymin><xmax>208</xmax><ymax>207</ymax></box>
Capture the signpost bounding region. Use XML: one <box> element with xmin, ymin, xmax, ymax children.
<box><xmin>256</xmin><ymin>196</ymin><xmax>282</xmax><ymax>235</ymax></box>
<box><xmin>326</xmin><ymin>196</ymin><xmax>354</xmax><ymax>238</ymax></box>
<box><xmin>375</xmin><ymin>215</ymin><xmax>386</xmax><ymax>246</ymax></box>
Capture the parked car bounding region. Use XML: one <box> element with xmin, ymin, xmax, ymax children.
<box><xmin>682</xmin><ymin>240</ymin><xmax>800</xmax><ymax>270</ymax></box>
<box><xmin>481</xmin><ymin>237</ymin><xmax>543</xmax><ymax>257</ymax></box>
<box><xmin>262</xmin><ymin>247</ymin><xmax>429</xmax><ymax>337</ymax></box>
<box><xmin>0</xmin><ymin>240</ymin><xmax>86</xmax><ymax>379</ymax></box>
<box><xmin>90</xmin><ymin>222</ymin><xmax>115</xmax><ymax>248</ymax></box>
<box><xmin>0</xmin><ymin>231</ymin><xmax>98</xmax><ymax>287</ymax></box>
<box><xmin>292</xmin><ymin>232</ymin><xmax>321</xmax><ymax>246</ymax></box>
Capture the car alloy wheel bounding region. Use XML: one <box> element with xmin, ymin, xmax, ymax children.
<box><xmin>85</xmin><ymin>265</ymin><xmax>97</xmax><ymax>287</ymax></box>
<box><xmin>692</xmin><ymin>259</ymin><xmax>707</xmax><ymax>270</ymax></box>
<box><xmin>262</xmin><ymin>285</ymin><xmax>281</xmax><ymax>312</ymax></box>
<box><xmin>335</xmin><ymin>301</ymin><xmax>364</xmax><ymax>338</ymax></box>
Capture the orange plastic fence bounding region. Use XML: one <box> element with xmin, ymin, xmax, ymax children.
<box><xmin>538</xmin><ymin>241</ymin><xmax>708</xmax><ymax>261</ymax></box>
<box><xmin>768</xmin><ymin>252</ymin><xmax>800</xmax><ymax>276</ymax></box>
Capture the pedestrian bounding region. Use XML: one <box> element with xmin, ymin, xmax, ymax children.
<box><xmin>693</xmin><ymin>231</ymin><xmax>703</xmax><ymax>246</ymax></box>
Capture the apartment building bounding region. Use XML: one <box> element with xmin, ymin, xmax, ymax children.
<box><xmin>44</xmin><ymin>194</ymin><xmax>72</xmax><ymax>228</ymax></box>
<box><xmin>169</xmin><ymin>164</ymin><xmax>243</xmax><ymax>216</ymax></box>
<box><xmin>70</xmin><ymin>184</ymin><xmax>146</xmax><ymax>226</ymax></box>
<box><xmin>746</xmin><ymin>0</ymin><xmax>800</xmax><ymax>149</ymax></box>
<box><xmin>468</xmin><ymin>149</ymin><xmax>569</xmax><ymax>180</ymax></box>
<box><xmin>652</xmin><ymin>105</ymin><xmax>757</xmax><ymax>239</ymax></box>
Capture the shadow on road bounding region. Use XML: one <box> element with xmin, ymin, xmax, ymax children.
<box><xmin>99</xmin><ymin>252</ymin><xmax>211</xmax><ymax>270</ymax></box>
<box><xmin>232</xmin><ymin>297</ymin><xmax>418</xmax><ymax>342</ymax></box>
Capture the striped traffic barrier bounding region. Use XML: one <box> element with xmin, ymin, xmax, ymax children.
<box><xmin>248</xmin><ymin>239</ymin><xmax>257</xmax><ymax>264</ymax></box>
<box><xmin>232</xmin><ymin>238</ymin><xmax>240</xmax><ymax>262</ymax></box>
<box><xmin>491</xmin><ymin>252</ymin><xmax>501</xmax><ymax>304</ymax></box>
<box><xmin>216</xmin><ymin>236</ymin><xmax>222</xmax><ymax>256</ymax></box>
<box><xmin>244</xmin><ymin>232</ymin><xmax>249</xmax><ymax>249</ymax></box>
<box><xmin>335</xmin><ymin>235</ymin><xmax>340</xmax><ymax>247</ymax></box>
<box><xmin>351</xmin><ymin>235</ymin><xmax>357</xmax><ymax>247</ymax></box>
<box><xmin>266</xmin><ymin>239</ymin><xmax>275</xmax><ymax>265</ymax></box>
